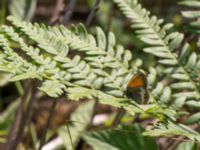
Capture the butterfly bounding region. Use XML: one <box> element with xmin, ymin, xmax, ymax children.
<box><xmin>125</xmin><ymin>72</ymin><xmax>149</xmax><ymax>104</ymax></box>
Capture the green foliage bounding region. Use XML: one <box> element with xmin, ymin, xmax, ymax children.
<box><xmin>0</xmin><ymin>73</ymin><xmax>12</xmax><ymax>87</ymax></box>
<box><xmin>185</xmin><ymin>112</ymin><xmax>200</xmax><ymax>124</ymax></box>
<box><xmin>9</xmin><ymin>0</ymin><xmax>37</xmax><ymax>21</ymax></box>
<box><xmin>144</xmin><ymin>121</ymin><xmax>200</xmax><ymax>142</ymax></box>
<box><xmin>113</xmin><ymin>0</ymin><xmax>200</xmax><ymax>140</ymax></box>
<box><xmin>113</xmin><ymin>0</ymin><xmax>200</xmax><ymax>105</ymax></box>
<box><xmin>175</xmin><ymin>141</ymin><xmax>199</xmax><ymax>150</ymax></box>
<box><xmin>0</xmin><ymin>14</ymin><xmax>199</xmax><ymax>143</ymax></box>
<box><xmin>0</xmin><ymin>0</ymin><xmax>6</xmax><ymax>24</ymax></box>
<box><xmin>179</xmin><ymin>0</ymin><xmax>200</xmax><ymax>59</ymax></box>
<box><xmin>3</xmin><ymin>16</ymin><xmax>136</xmax><ymax>99</ymax></box>
<box><xmin>0</xmin><ymin>16</ymin><xmax>161</xmax><ymax>116</ymax></box>
<box><xmin>0</xmin><ymin>100</ymin><xmax>19</xmax><ymax>135</ymax></box>
<box><xmin>0</xmin><ymin>0</ymin><xmax>200</xmax><ymax>147</ymax></box>
<box><xmin>83</xmin><ymin>124</ymin><xmax>158</xmax><ymax>150</ymax></box>
<box><xmin>179</xmin><ymin>0</ymin><xmax>200</xmax><ymax>34</ymax></box>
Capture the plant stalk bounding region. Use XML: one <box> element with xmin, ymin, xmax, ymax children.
<box><xmin>3</xmin><ymin>80</ymin><xmax>37</xmax><ymax>150</ymax></box>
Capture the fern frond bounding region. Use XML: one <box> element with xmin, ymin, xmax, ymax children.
<box><xmin>179</xmin><ymin>0</ymin><xmax>200</xmax><ymax>34</ymax></box>
<box><xmin>0</xmin><ymin>17</ymin><xmax>148</xmax><ymax>115</ymax></box>
<box><xmin>0</xmin><ymin>34</ymin><xmax>40</xmax><ymax>79</ymax></box>
<box><xmin>0</xmin><ymin>17</ymin><xmax>179</xmax><ymax>121</ymax></box>
<box><xmin>1</xmin><ymin>15</ymin><xmax>199</xmax><ymax>140</ymax></box>
<box><xmin>144</xmin><ymin>121</ymin><xmax>200</xmax><ymax>142</ymax></box>
<box><xmin>83</xmin><ymin>124</ymin><xmax>158</xmax><ymax>150</ymax></box>
<box><xmin>148</xmin><ymin>67</ymin><xmax>194</xmax><ymax>111</ymax></box>
<box><xmin>6</xmin><ymin>16</ymin><xmax>140</xmax><ymax>97</ymax></box>
<box><xmin>147</xmin><ymin>68</ymin><xmax>173</xmax><ymax>105</ymax></box>
<box><xmin>113</xmin><ymin>0</ymin><xmax>200</xmax><ymax>102</ymax></box>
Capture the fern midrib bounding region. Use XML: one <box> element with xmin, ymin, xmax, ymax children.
<box><xmin>179</xmin><ymin>65</ymin><xmax>200</xmax><ymax>99</ymax></box>
<box><xmin>117</xmin><ymin>0</ymin><xmax>200</xmax><ymax>98</ymax></box>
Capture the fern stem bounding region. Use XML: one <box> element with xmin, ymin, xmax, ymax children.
<box><xmin>62</xmin><ymin>0</ymin><xmax>77</xmax><ymax>25</ymax></box>
<box><xmin>112</xmin><ymin>108</ymin><xmax>126</xmax><ymax>126</ymax></box>
<box><xmin>66</xmin><ymin>123</ymin><xmax>75</xmax><ymax>150</ymax></box>
<box><xmin>15</xmin><ymin>81</ymin><xmax>24</xmax><ymax>96</ymax></box>
<box><xmin>85</xmin><ymin>0</ymin><xmax>101</xmax><ymax>26</ymax></box>
<box><xmin>180</xmin><ymin>65</ymin><xmax>200</xmax><ymax>98</ymax></box>
<box><xmin>39</xmin><ymin>99</ymin><xmax>57</xmax><ymax>150</ymax></box>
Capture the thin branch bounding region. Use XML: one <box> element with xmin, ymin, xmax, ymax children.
<box><xmin>49</xmin><ymin>0</ymin><xmax>64</xmax><ymax>25</ymax></box>
<box><xmin>107</xmin><ymin>2</ymin><xmax>114</xmax><ymax>32</ymax></box>
<box><xmin>0</xmin><ymin>0</ymin><xmax>6</xmax><ymax>24</ymax></box>
<box><xmin>38</xmin><ymin>99</ymin><xmax>57</xmax><ymax>150</ymax></box>
<box><xmin>15</xmin><ymin>81</ymin><xmax>24</xmax><ymax>96</ymax></box>
<box><xmin>106</xmin><ymin>2</ymin><xmax>114</xmax><ymax>51</ymax></box>
<box><xmin>62</xmin><ymin>0</ymin><xmax>77</xmax><ymax>25</ymax></box>
<box><xmin>85</xmin><ymin>0</ymin><xmax>101</xmax><ymax>27</ymax></box>
<box><xmin>66</xmin><ymin>123</ymin><xmax>75</xmax><ymax>150</ymax></box>
<box><xmin>91</xmin><ymin>99</ymin><xmax>98</xmax><ymax>125</ymax></box>
<box><xmin>112</xmin><ymin>108</ymin><xmax>126</xmax><ymax>126</ymax></box>
<box><xmin>3</xmin><ymin>80</ymin><xmax>37</xmax><ymax>150</ymax></box>
<box><xmin>166</xmin><ymin>137</ymin><xmax>184</xmax><ymax>150</ymax></box>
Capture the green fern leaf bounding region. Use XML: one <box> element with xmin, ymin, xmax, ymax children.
<box><xmin>83</xmin><ymin>124</ymin><xmax>158</xmax><ymax>150</ymax></box>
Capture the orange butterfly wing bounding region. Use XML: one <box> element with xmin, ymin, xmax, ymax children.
<box><xmin>127</xmin><ymin>73</ymin><xmax>147</xmax><ymax>88</ymax></box>
<box><xmin>126</xmin><ymin>72</ymin><xmax>149</xmax><ymax>104</ymax></box>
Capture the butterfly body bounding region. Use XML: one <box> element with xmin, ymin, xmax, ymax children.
<box><xmin>125</xmin><ymin>72</ymin><xmax>149</xmax><ymax>104</ymax></box>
